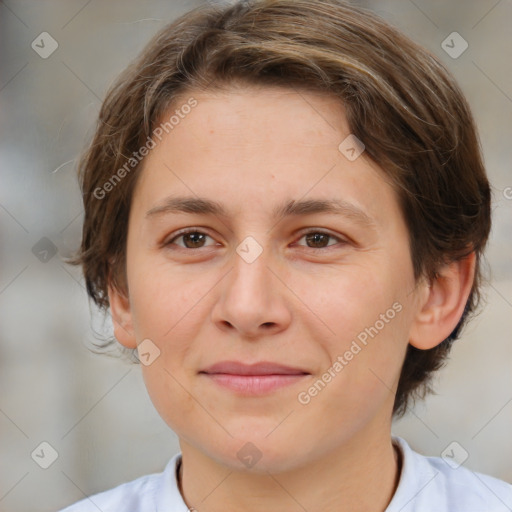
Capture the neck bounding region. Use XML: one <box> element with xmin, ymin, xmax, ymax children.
<box><xmin>178</xmin><ymin>428</ymin><xmax>401</xmax><ymax>512</ymax></box>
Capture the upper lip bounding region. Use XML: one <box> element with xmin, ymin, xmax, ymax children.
<box><xmin>200</xmin><ymin>361</ymin><xmax>309</xmax><ymax>376</ymax></box>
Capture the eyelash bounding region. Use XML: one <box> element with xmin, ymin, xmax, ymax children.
<box><xmin>164</xmin><ymin>228</ymin><xmax>347</xmax><ymax>252</ymax></box>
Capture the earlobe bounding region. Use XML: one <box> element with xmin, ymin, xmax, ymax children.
<box><xmin>409</xmin><ymin>252</ymin><xmax>476</xmax><ymax>350</ymax></box>
<box><xmin>107</xmin><ymin>282</ymin><xmax>138</xmax><ymax>349</ymax></box>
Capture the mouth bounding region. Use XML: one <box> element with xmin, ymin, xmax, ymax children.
<box><xmin>199</xmin><ymin>361</ymin><xmax>310</xmax><ymax>395</ymax></box>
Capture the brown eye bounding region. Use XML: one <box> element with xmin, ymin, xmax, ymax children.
<box><xmin>296</xmin><ymin>230</ymin><xmax>346</xmax><ymax>250</ymax></box>
<box><xmin>166</xmin><ymin>230</ymin><xmax>216</xmax><ymax>249</ymax></box>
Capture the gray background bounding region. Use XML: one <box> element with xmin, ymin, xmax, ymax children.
<box><xmin>0</xmin><ymin>0</ymin><xmax>511</xmax><ymax>511</ymax></box>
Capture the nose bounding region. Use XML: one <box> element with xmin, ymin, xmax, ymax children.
<box><xmin>210</xmin><ymin>242</ymin><xmax>292</xmax><ymax>339</ymax></box>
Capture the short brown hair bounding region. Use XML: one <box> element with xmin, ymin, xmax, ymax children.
<box><xmin>66</xmin><ymin>0</ymin><xmax>491</xmax><ymax>417</ymax></box>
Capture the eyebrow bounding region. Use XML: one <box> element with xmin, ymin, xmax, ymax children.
<box><xmin>145</xmin><ymin>195</ymin><xmax>376</xmax><ymax>228</ymax></box>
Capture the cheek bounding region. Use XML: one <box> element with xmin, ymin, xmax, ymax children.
<box><xmin>299</xmin><ymin>319</ymin><xmax>409</xmax><ymax>441</ymax></box>
<box><xmin>304</xmin><ymin>267</ymin><xmax>410</xmax><ymax>403</ymax></box>
<box><xmin>302</xmin><ymin>264</ymin><xmax>399</xmax><ymax>344</ymax></box>
<box><xmin>140</xmin><ymin>361</ymin><xmax>198</xmax><ymax>435</ymax></box>
<box><xmin>128</xmin><ymin>258</ymin><xmax>210</xmax><ymax>340</ymax></box>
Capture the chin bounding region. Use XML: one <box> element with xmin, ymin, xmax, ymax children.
<box><xmin>205</xmin><ymin>432</ymin><xmax>308</xmax><ymax>475</ymax></box>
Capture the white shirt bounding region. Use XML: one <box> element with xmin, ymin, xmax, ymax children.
<box><xmin>59</xmin><ymin>436</ymin><xmax>512</xmax><ymax>511</ymax></box>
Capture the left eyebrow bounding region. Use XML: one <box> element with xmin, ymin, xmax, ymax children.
<box><xmin>145</xmin><ymin>195</ymin><xmax>376</xmax><ymax>229</ymax></box>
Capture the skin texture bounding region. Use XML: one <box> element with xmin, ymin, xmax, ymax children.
<box><xmin>108</xmin><ymin>85</ymin><xmax>475</xmax><ymax>512</ymax></box>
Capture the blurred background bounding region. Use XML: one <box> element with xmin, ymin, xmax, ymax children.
<box><xmin>0</xmin><ymin>0</ymin><xmax>511</xmax><ymax>510</ymax></box>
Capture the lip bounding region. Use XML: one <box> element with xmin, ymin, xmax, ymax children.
<box><xmin>199</xmin><ymin>361</ymin><xmax>310</xmax><ymax>395</ymax></box>
<box><xmin>201</xmin><ymin>360</ymin><xmax>309</xmax><ymax>375</ymax></box>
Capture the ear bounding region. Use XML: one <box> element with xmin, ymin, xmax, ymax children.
<box><xmin>108</xmin><ymin>281</ymin><xmax>137</xmax><ymax>349</ymax></box>
<box><xmin>409</xmin><ymin>252</ymin><xmax>476</xmax><ymax>350</ymax></box>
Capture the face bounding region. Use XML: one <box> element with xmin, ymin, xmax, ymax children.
<box><xmin>111</xmin><ymin>85</ymin><xmax>423</xmax><ymax>473</ymax></box>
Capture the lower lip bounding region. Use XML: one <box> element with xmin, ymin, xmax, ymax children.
<box><xmin>201</xmin><ymin>373</ymin><xmax>308</xmax><ymax>394</ymax></box>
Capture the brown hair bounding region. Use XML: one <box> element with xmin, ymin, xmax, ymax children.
<box><xmin>66</xmin><ymin>0</ymin><xmax>491</xmax><ymax>417</ymax></box>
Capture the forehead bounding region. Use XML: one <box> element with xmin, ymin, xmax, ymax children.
<box><xmin>155</xmin><ymin>85</ymin><xmax>350</xmax><ymax>154</ymax></box>
<box><xmin>130</xmin><ymin>85</ymin><xmax>401</xmax><ymax>229</ymax></box>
